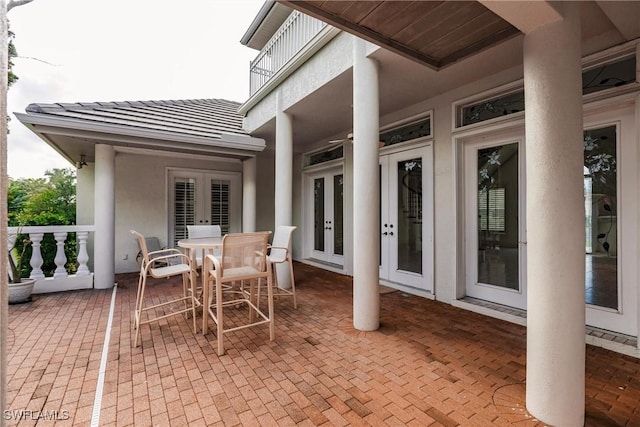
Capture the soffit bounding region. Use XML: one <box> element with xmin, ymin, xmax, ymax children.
<box><xmin>277</xmin><ymin>0</ymin><xmax>521</xmax><ymax>69</ymax></box>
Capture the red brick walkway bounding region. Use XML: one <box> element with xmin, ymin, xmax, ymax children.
<box><xmin>6</xmin><ymin>263</ymin><xmax>640</xmax><ymax>426</ymax></box>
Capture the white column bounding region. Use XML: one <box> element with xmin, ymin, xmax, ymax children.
<box><xmin>524</xmin><ymin>3</ymin><xmax>585</xmax><ymax>426</ymax></box>
<box><xmin>352</xmin><ymin>37</ymin><xmax>380</xmax><ymax>331</ymax></box>
<box><xmin>242</xmin><ymin>157</ymin><xmax>257</xmax><ymax>233</ymax></box>
<box><xmin>94</xmin><ymin>144</ymin><xmax>115</xmax><ymax>289</ymax></box>
<box><xmin>275</xmin><ymin>92</ymin><xmax>294</xmax><ymax>289</ymax></box>
<box><xmin>275</xmin><ymin>92</ymin><xmax>293</xmax><ymax>227</ymax></box>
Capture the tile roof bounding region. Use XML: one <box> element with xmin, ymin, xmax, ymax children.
<box><xmin>24</xmin><ymin>98</ymin><xmax>247</xmax><ymax>140</ymax></box>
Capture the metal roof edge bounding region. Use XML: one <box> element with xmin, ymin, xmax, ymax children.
<box><xmin>240</xmin><ymin>0</ymin><xmax>276</xmax><ymax>47</ymax></box>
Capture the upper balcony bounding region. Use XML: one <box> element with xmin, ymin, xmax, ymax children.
<box><xmin>247</xmin><ymin>10</ymin><xmax>328</xmax><ymax>96</ymax></box>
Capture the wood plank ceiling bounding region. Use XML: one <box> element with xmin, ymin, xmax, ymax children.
<box><xmin>278</xmin><ymin>0</ymin><xmax>521</xmax><ymax>70</ymax></box>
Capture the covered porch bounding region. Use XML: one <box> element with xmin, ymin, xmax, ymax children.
<box><xmin>6</xmin><ymin>263</ymin><xmax>639</xmax><ymax>426</ymax></box>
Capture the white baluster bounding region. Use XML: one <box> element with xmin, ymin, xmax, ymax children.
<box><xmin>76</xmin><ymin>231</ymin><xmax>90</xmax><ymax>276</ymax></box>
<box><xmin>53</xmin><ymin>232</ymin><xmax>69</xmax><ymax>278</ymax></box>
<box><xmin>29</xmin><ymin>233</ymin><xmax>45</xmax><ymax>280</ymax></box>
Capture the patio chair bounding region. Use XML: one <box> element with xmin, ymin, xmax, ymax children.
<box><xmin>135</xmin><ymin>236</ymin><xmax>173</xmax><ymax>267</ymax></box>
<box><xmin>259</xmin><ymin>225</ymin><xmax>297</xmax><ymax>309</ymax></box>
<box><xmin>131</xmin><ymin>230</ymin><xmax>197</xmax><ymax>347</ymax></box>
<box><xmin>202</xmin><ymin>231</ymin><xmax>274</xmax><ymax>355</ymax></box>
<box><xmin>187</xmin><ymin>224</ymin><xmax>222</xmax><ymax>266</ymax></box>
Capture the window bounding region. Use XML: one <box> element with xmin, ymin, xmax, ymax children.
<box><xmin>306</xmin><ymin>145</ymin><xmax>343</xmax><ymax>167</ymax></box>
<box><xmin>459</xmin><ymin>90</ymin><xmax>525</xmax><ymax>128</ymax></box>
<box><xmin>379</xmin><ymin>116</ymin><xmax>431</xmax><ymax>147</ymax></box>
<box><xmin>478</xmin><ymin>188</ymin><xmax>505</xmax><ymax>232</ymax></box>
<box><xmin>582</xmin><ymin>55</ymin><xmax>636</xmax><ymax>95</ymax></box>
<box><xmin>455</xmin><ymin>52</ymin><xmax>637</xmax><ymax>129</ymax></box>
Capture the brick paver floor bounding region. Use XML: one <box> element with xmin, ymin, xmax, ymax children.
<box><xmin>7</xmin><ymin>262</ymin><xmax>640</xmax><ymax>426</ymax></box>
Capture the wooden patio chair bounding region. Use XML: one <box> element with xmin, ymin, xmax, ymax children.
<box><xmin>202</xmin><ymin>231</ymin><xmax>274</xmax><ymax>355</ymax></box>
<box><xmin>131</xmin><ymin>230</ymin><xmax>197</xmax><ymax>347</ymax></box>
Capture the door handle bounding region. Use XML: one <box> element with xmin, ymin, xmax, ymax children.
<box><xmin>389</xmin><ymin>231</ymin><xmax>394</xmax><ymax>236</ymax></box>
<box><xmin>382</xmin><ymin>232</ymin><xmax>388</xmax><ymax>236</ymax></box>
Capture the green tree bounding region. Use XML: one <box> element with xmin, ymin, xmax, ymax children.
<box><xmin>17</xmin><ymin>168</ymin><xmax>76</xmax><ymax>225</ymax></box>
<box><xmin>8</xmin><ymin>168</ymin><xmax>77</xmax><ymax>276</ymax></box>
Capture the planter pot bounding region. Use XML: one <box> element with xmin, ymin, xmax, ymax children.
<box><xmin>8</xmin><ymin>278</ymin><xmax>36</xmax><ymax>304</ymax></box>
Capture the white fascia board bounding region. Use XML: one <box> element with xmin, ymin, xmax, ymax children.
<box><xmin>14</xmin><ymin>112</ymin><xmax>266</xmax><ymax>152</ymax></box>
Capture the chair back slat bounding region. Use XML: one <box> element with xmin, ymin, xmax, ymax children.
<box><xmin>187</xmin><ymin>225</ymin><xmax>222</xmax><ymax>238</ymax></box>
<box><xmin>131</xmin><ymin>230</ymin><xmax>150</xmax><ymax>265</ymax></box>
<box><xmin>270</xmin><ymin>226</ymin><xmax>296</xmax><ymax>263</ymax></box>
<box><xmin>221</xmin><ymin>232</ymin><xmax>271</xmax><ymax>273</ymax></box>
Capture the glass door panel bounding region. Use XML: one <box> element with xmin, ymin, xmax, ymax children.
<box><xmin>209</xmin><ymin>179</ymin><xmax>231</xmax><ymax>235</ymax></box>
<box><xmin>314</xmin><ymin>178</ymin><xmax>325</xmax><ymax>252</ymax></box>
<box><xmin>333</xmin><ymin>174</ymin><xmax>344</xmax><ymax>256</ymax></box>
<box><xmin>477</xmin><ymin>143</ymin><xmax>519</xmax><ymax>290</ymax></box>
<box><xmin>307</xmin><ymin>168</ymin><xmax>344</xmax><ymax>265</ymax></box>
<box><xmin>173</xmin><ymin>178</ymin><xmax>196</xmax><ymax>246</ymax></box>
<box><xmin>396</xmin><ymin>158</ymin><xmax>422</xmax><ymax>274</ymax></box>
<box><xmin>465</xmin><ymin>135</ymin><xmax>526</xmax><ymax>310</ymax></box>
<box><xmin>583</xmin><ymin>125</ymin><xmax>618</xmax><ymax>310</ymax></box>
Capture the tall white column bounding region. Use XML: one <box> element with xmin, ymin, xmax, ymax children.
<box><xmin>524</xmin><ymin>3</ymin><xmax>585</xmax><ymax>426</ymax></box>
<box><xmin>352</xmin><ymin>38</ymin><xmax>380</xmax><ymax>331</ymax></box>
<box><xmin>275</xmin><ymin>91</ymin><xmax>293</xmax><ymax>288</ymax></box>
<box><xmin>94</xmin><ymin>144</ymin><xmax>115</xmax><ymax>289</ymax></box>
<box><xmin>242</xmin><ymin>157</ymin><xmax>257</xmax><ymax>233</ymax></box>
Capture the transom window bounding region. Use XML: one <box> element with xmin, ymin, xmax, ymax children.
<box><xmin>379</xmin><ymin>116</ymin><xmax>431</xmax><ymax>147</ymax></box>
<box><xmin>455</xmin><ymin>52</ymin><xmax>637</xmax><ymax>128</ymax></box>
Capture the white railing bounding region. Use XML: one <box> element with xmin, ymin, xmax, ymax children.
<box><xmin>8</xmin><ymin>225</ymin><xmax>95</xmax><ymax>294</ymax></box>
<box><xmin>249</xmin><ymin>11</ymin><xmax>327</xmax><ymax>95</ymax></box>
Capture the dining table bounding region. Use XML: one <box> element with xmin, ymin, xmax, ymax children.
<box><xmin>177</xmin><ymin>236</ymin><xmax>223</xmax><ymax>332</ymax></box>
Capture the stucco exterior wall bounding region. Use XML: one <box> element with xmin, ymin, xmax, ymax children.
<box><xmin>112</xmin><ymin>151</ymin><xmax>243</xmax><ymax>274</ymax></box>
<box><xmin>243</xmin><ymin>32</ymin><xmax>356</xmax><ymax>133</ymax></box>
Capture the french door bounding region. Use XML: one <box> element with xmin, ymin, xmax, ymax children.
<box><xmin>583</xmin><ymin>110</ymin><xmax>637</xmax><ymax>336</ymax></box>
<box><xmin>379</xmin><ymin>145</ymin><xmax>433</xmax><ymax>292</ymax></box>
<box><xmin>306</xmin><ymin>167</ymin><xmax>344</xmax><ymax>265</ymax></box>
<box><xmin>464</xmin><ymin>134</ymin><xmax>527</xmax><ymax>310</ymax></box>
<box><xmin>168</xmin><ymin>170</ymin><xmax>241</xmax><ymax>247</ymax></box>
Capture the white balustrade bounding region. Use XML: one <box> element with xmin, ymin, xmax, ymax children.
<box><xmin>7</xmin><ymin>225</ymin><xmax>95</xmax><ymax>293</ymax></box>
<box><xmin>76</xmin><ymin>232</ymin><xmax>90</xmax><ymax>276</ymax></box>
<box><xmin>28</xmin><ymin>233</ymin><xmax>45</xmax><ymax>280</ymax></box>
<box><xmin>53</xmin><ymin>232</ymin><xmax>68</xmax><ymax>278</ymax></box>
<box><xmin>249</xmin><ymin>11</ymin><xmax>327</xmax><ymax>95</ymax></box>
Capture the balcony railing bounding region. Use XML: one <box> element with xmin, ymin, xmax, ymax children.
<box><xmin>8</xmin><ymin>225</ymin><xmax>95</xmax><ymax>294</ymax></box>
<box><xmin>249</xmin><ymin>11</ymin><xmax>327</xmax><ymax>95</ymax></box>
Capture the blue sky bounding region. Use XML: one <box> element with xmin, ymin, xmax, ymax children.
<box><xmin>7</xmin><ymin>0</ymin><xmax>264</xmax><ymax>178</ymax></box>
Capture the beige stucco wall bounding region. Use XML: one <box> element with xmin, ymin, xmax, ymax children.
<box><xmin>78</xmin><ymin>150</ymin><xmax>247</xmax><ymax>274</ymax></box>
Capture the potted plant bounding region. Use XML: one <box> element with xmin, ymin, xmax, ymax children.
<box><xmin>7</xmin><ymin>233</ymin><xmax>35</xmax><ymax>304</ymax></box>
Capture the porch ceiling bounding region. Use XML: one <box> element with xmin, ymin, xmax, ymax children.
<box><xmin>278</xmin><ymin>0</ymin><xmax>521</xmax><ymax>70</ymax></box>
<box><xmin>254</xmin><ymin>1</ymin><xmax>639</xmax><ymax>150</ymax></box>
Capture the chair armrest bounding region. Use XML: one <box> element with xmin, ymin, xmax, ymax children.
<box><xmin>147</xmin><ymin>252</ymin><xmax>190</xmax><ymax>266</ymax></box>
<box><xmin>267</xmin><ymin>246</ymin><xmax>289</xmax><ymax>263</ymax></box>
<box><xmin>148</xmin><ymin>248</ymin><xmax>181</xmax><ymax>257</ymax></box>
<box><xmin>204</xmin><ymin>253</ymin><xmax>222</xmax><ymax>271</ymax></box>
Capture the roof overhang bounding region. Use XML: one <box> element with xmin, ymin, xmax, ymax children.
<box><xmin>277</xmin><ymin>0</ymin><xmax>522</xmax><ymax>70</ymax></box>
<box><xmin>14</xmin><ymin>111</ymin><xmax>266</xmax><ymax>166</ymax></box>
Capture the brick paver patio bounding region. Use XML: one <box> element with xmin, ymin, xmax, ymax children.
<box><xmin>6</xmin><ymin>263</ymin><xmax>640</xmax><ymax>426</ymax></box>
